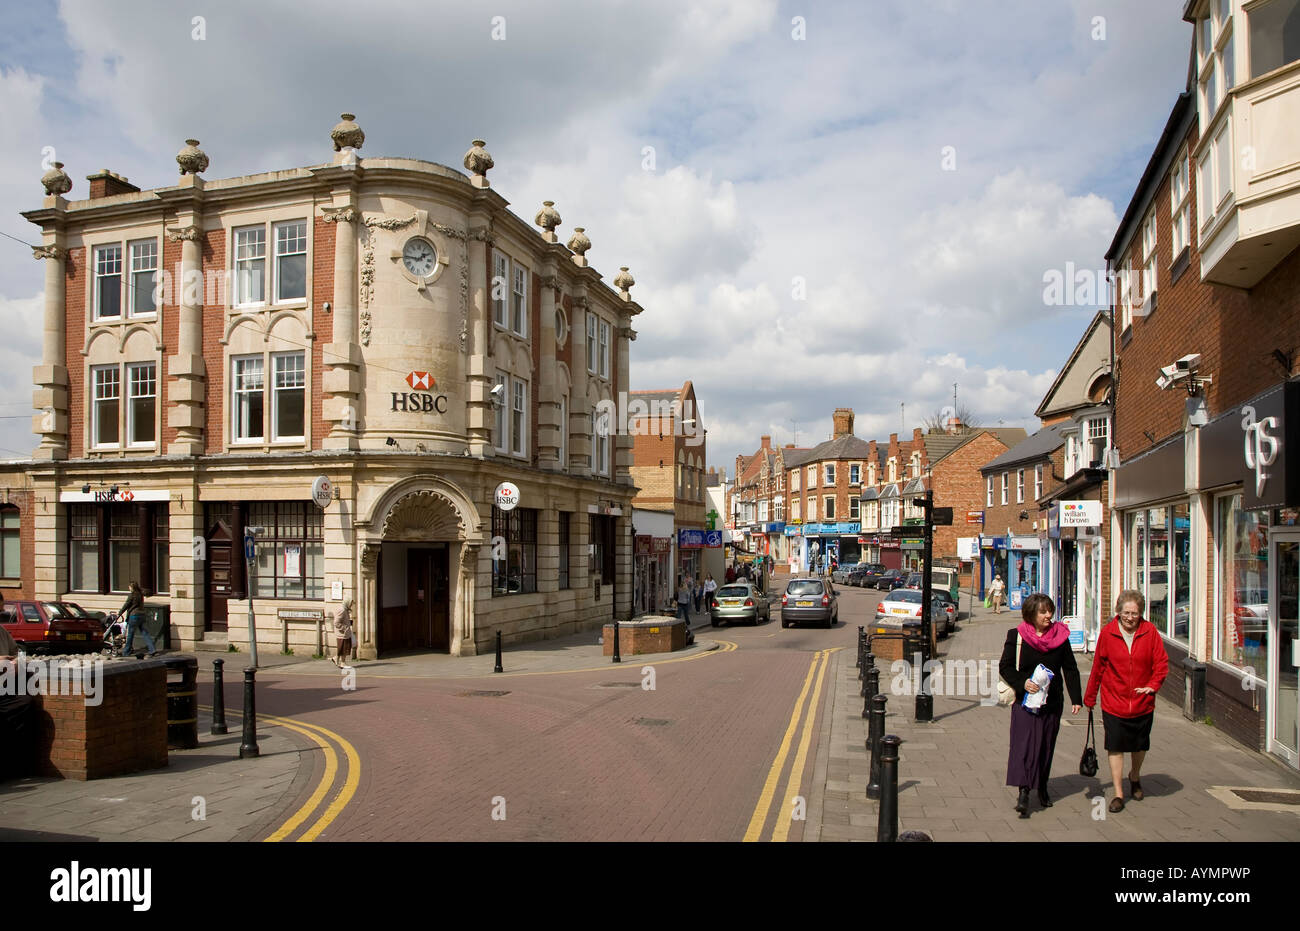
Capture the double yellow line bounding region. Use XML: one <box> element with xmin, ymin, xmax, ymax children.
<box><xmin>744</xmin><ymin>648</ymin><xmax>839</xmax><ymax>842</ymax></box>
<box><xmin>205</xmin><ymin>704</ymin><xmax>361</xmax><ymax>842</ymax></box>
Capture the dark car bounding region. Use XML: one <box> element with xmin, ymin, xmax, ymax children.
<box><xmin>932</xmin><ymin>589</ymin><xmax>959</xmax><ymax>632</ymax></box>
<box><xmin>844</xmin><ymin>566</ymin><xmax>872</xmax><ymax>586</ymax></box>
<box><xmin>875</xmin><ymin>569</ymin><xmax>908</xmax><ymax>591</ymax></box>
<box><xmin>897</xmin><ymin>572</ymin><xmax>924</xmax><ymax>591</ymax></box>
<box><xmin>2</xmin><ymin>600</ymin><xmax>104</xmax><ymax>654</ymax></box>
<box><xmin>854</xmin><ymin>564</ymin><xmax>886</xmax><ymax>587</ymax></box>
<box><xmin>780</xmin><ymin>578</ymin><xmax>838</xmax><ymax>628</ymax></box>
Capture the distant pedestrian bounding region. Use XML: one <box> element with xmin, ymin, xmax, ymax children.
<box><xmin>704</xmin><ymin>573</ymin><xmax>718</xmax><ymax>609</ymax></box>
<box><xmin>989</xmin><ymin>574</ymin><xmax>1006</xmax><ymax>614</ymax></box>
<box><xmin>120</xmin><ymin>581</ymin><xmax>157</xmax><ymax>657</ymax></box>
<box><xmin>676</xmin><ymin>579</ymin><xmax>692</xmax><ymax>624</ymax></box>
<box><xmin>693</xmin><ymin>575</ymin><xmax>704</xmax><ymax>613</ymax></box>
<box><xmin>1084</xmin><ymin>590</ymin><xmax>1170</xmax><ymax>813</ymax></box>
<box><xmin>741</xmin><ymin>563</ymin><xmax>751</xmax><ymax>581</ymax></box>
<box><xmin>753</xmin><ymin>566</ymin><xmax>764</xmax><ymax>593</ymax></box>
<box><xmin>332</xmin><ymin>597</ymin><xmax>354</xmax><ymax>668</ymax></box>
<box><xmin>1000</xmin><ymin>593</ymin><xmax>1081</xmax><ymax>818</ymax></box>
<box><xmin>725</xmin><ymin>564</ymin><xmax>736</xmax><ymax>584</ymax></box>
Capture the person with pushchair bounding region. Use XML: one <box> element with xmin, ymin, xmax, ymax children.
<box><xmin>120</xmin><ymin>581</ymin><xmax>158</xmax><ymax>657</ymax></box>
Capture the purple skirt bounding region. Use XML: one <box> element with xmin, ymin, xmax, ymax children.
<box><xmin>1006</xmin><ymin>702</ymin><xmax>1062</xmax><ymax>788</ymax></box>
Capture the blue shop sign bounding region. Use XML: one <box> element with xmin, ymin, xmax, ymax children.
<box><xmin>763</xmin><ymin>521</ymin><xmax>785</xmax><ymax>533</ymax></box>
<box><xmin>679</xmin><ymin>529</ymin><xmax>723</xmax><ymax>549</ymax></box>
<box><xmin>784</xmin><ymin>525</ymin><xmax>803</xmax><ymax>537</ymax></box>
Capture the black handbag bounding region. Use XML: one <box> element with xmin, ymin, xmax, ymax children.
<box><xmin>1079</xmin><ymin>709</ymin><xmax>1099</xmax><ymax>777</ymax></box>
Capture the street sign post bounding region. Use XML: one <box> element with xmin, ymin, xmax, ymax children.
<box><xmin>244</xmin><ymin>530</ymin><xmax>259</xmax><ymax>668</ymax></box>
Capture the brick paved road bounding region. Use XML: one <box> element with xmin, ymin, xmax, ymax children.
<box><xmin>231</xmin><ymin>608</ymin><xmax>844</xmax><ymax>841</ymax></box>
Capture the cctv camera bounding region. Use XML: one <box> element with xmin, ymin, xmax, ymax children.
<box><xmin>1175</xmin><ymin>353</ymin><xmax>1202</xmax><ymax>371</ymax></box>
<box><xmin>489</xmin><ymin>383</ymin><xmax>506</xmax><ymax>408</ymax></box>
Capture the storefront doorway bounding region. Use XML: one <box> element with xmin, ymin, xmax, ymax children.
<box><xmin>1269</xmin><ymin>531</ymin><xmax>1299</xmax><ymax>767</ymax></box>
<box><xmin>204</xmin><ymin>520</ymin><xmax>233</xmax><ymax>633</ymax></box>
<box><xmin>380</xmin><ymin>542</ymin><xmax>450</xmax><ymax>653</ymax></box>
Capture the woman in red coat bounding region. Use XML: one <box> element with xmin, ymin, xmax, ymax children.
<box><xmin>1083</xmin><ymin>589</ymin><xmax>1170</xmax><ymax>812</ymax></box>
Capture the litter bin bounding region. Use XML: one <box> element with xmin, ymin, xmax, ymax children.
<box><xmin>1182</xmin><ymin>657</ymin><xmax>1207</xmax><ymax>720</ymax></box>
<box><xmin>163</xmin><ymin>655</ymin><xmax>199</xmax><ymax>749</ymax></box>
<box><xmin>140</xmin><ymin>603</ymin><xmax>171</xmax><ymax>651</ymax></box>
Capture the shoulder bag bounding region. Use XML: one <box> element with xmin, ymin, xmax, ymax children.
<box><xmin>1079</xmin><ymin>709</ymin><xmax>1100</xmax><ymax>777</ymax></box>
<box><xmin>996</xmin><ymin>633</ymin><xmax>1022</xmax><ymax>706</ymax></box>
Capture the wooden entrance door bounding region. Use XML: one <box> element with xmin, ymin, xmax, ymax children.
<box><xmin>205</xmin><ymin>521</ymin><xmax>233</xmax><ymax>633</ymax></box>
<box><xmin>403</xmin><ymin>546</ymin><xmax>450</xmax><ymax>652</ymax></box>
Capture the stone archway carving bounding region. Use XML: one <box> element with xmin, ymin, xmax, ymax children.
<box><xmin>381</xmin><ymin>490</ymin><xmax>466</xmax><ymax>542</ymax></box>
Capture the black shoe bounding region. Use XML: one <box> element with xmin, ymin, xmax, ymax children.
<box><xmin>1038</xmin><ymin>787</ymin><xmax>1053</xmax><ymax>807</ymax></box>
<box><xmin>1015</xmin><ymin>787</ymin><xmax>1030</xmax><ymax>816</ymax></box>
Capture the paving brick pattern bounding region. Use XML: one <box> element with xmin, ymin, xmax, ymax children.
<box><xmin>810</xmin><ymin>596</ymin><xmax>1300</xmax><ymax>841</ymax></box>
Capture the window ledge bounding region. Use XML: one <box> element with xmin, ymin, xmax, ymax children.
<box><xmin>1170</xmin><ymin>246</ymin><xmax>1191</xmax><ymax>285</ymax></box>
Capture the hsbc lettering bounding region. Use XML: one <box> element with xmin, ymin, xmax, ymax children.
<box><xmin>391</xmin><ymin>392</ymin><xmax>449</xmax><ymax>414</ymax></box>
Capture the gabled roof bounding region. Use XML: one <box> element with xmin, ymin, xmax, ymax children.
<box><xmin>924</xmin><ymin>427</ymin><xmax>1028</xmax><ymax>467</ymax></box>
<box><xmin>1036</xmin><ymin>312</ymin><xmax>1113</xmax><ymax>419</ymax></box>
<box><xmin>803</xmin><ymin>434</ymin><xmax>873</xmax><ymax>462</ymax></box>
<box><xmin>981</xmin><ymin>422</ymin><xmax>1069</xmax><ymax>473</ymax></box>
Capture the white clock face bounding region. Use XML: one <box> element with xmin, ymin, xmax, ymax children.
<box><xmin>402</xmin><ymin>238</ymin><xmax>437</xmax><ymax>277</ymax></box>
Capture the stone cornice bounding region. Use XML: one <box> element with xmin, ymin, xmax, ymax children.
<box><xmin>165</xmin><ymin>225</ymin><xmax>203</xmax><ymax>243</ymax></box>
<box><xmin>32</xmin><ymin>244</ymin><xmax>66</xmax><ymax>261</ymax></box>
<box><xmin>320</xmin><ymin>205</ymin><xmax>360</xmax><ymax>224</ymax></box>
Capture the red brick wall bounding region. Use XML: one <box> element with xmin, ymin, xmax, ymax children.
<box><xmin>66</xmin><ymin>249</ymin><xmax>85</xmax><ymax>459</ymax></box>
<box><xmin>37</xmin><ymin>665</ymin><xmax>168</xmax><ymax>780</ymax></box>
<box><xmin>0</xmin><ymin>491</ymin><xmax>35</xmax><ymax>601</ymax></box>
<box><xmin>202</xmin><ymin>230</ymin><xmax>227</xmax><ymax>454</ymax></box>
<box><xmin>932</xmin><ymin>433</ymin><xmax>1012</xmax><ymax>561</ymax></box>
<box><xmin>311</xmin><ymin>217</ymin><xmax>334</xmax><ymax>450</ymax></box>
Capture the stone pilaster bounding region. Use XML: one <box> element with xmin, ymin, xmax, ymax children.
<box><xmin>358</xmin><ymin>543</ymin><xmax>379</xmax><ymax>660</ymax></box>
<box><xmin>466</xmin><ymin>219</ymin><xmax>494</xmax><ymax>457</ymax></box>
<box><xmin>32</xmin><ymin>239</ymin><xmax>68</xmax><ymax>460</ymax></box>
<box><xmin>322</xmin><ymin>201</ymin><xmax>361</xmax><ymax>449</ymax></box>
<box><xmin>537</xmin><ymin>266</ymin><xmax>562</xmax><ymax>470</ymax></box>
<box><xmin>615</xmin><ymin>322</ymin><xmax>635</xmax><ymax>485</ymax></box>
<box><xmin>569</xmin><ymin>291</ymin><xmax>593</xmax><ymax>476</ymax></box>
<box><xmin>166</xmin><ymin>216</ymin><xmax>206</xmax><ymax>455</ymax></box>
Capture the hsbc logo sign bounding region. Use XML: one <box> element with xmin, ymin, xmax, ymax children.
<box><xmin>392</xmin><ymin>371</ymin><xmax>449</xmax><ymax>415</ymax></box>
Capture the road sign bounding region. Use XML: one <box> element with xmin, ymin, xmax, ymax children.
<box><xmin>966</xmin><ymin>510</ymin><xmax>985</xmax><ymax>524</ymax></box>
<box><xmin>243</xmin><ymin>531</ymin><xmax>255</xmax><ymax>562</ymax></box>
<box><xmin>933</xmin><ymin>507</ymin><xmax>953</xmax><ymax>526</ymax></box>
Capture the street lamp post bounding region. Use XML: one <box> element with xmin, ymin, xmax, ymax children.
<box><xmin>914</xmin><ymin>490</ymin><xmax>934</xmax><ymax>723</ymax></box>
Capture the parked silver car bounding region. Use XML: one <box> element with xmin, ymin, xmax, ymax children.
<box><xmin>710</xmin><ymin>583</ymin><xmax>770</xmax><ymax>626</ymax></box>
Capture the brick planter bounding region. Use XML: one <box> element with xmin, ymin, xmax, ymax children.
<box><xmin>36</xmin><ymin>659</ymin><xmax>169</xmax><ymax>780</ymax></box>
<box><xmin>602</xmin><ymin>617</ymin><xmax>689</xmax><ymax>656</ymax></box>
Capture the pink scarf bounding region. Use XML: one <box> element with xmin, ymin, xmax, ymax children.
<box><xmin>1018</xmin><ymin>620</ymin><xmax>1070</xmax><ymax>652</ymax></box>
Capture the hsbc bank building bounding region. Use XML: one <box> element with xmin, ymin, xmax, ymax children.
<box><xmin>2</xmin><ymin>116</ymin><xmax>641</xmax><ymax>657</ymax></box>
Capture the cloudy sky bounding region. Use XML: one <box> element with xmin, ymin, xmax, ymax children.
<box><xmin>0</xmin><ymin>0</ymin><xmax>1193</xmax><ymax>466</ymax></box>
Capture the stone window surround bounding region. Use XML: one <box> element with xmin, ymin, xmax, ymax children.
<box><xmin>226</xmin><ymin>347</ymin><xmax>312</xmax><ymax>452</ymax></box>
<box><xmin>83</xmin><ymin>349</ymin><xmax>164</xmax><ymax>458</ymax></box>
<box><xmin>227</xmin><ymin>208</ymin><xmax>313</xmax><ymax>312</ymax></box>
<box><xmin>83</xmin><ymin>224</ymin><xmax>165</xmax><ymax>325</ymax></box>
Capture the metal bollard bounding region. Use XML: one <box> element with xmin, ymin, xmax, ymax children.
<box><xmin>211</xmin><ymin>658</ymin><xmax>229</xmax><ymax>735</ymax></box>
<box><xmin>877</xmin><ymin>735</ymin><xmax>902</xmax><ymax>843</ymax></box>
<box><xmin>494</xmin><ymin>630</ymin><xmax>504</xmax><ymax>674</ymax></box>
<box><xmin>866</xmin><ymin>693</ymin><xmax>887</xmax><ymax>799</ymax></box>
<box><xmin>861</xmin><ymin>653</ymin><xmax>877</xmax><ymax>712</ymax></box>
<box><xmin>856</xmin><ymin>626</ymin><xmax>865</xmax><ymax>671</ymax></box>
<box><xmin>865</xmin><ymin>664</ymin><xmax>880</xmax><ymax>718</ymax></box>
<box><xmin>238</xmin><ymin>667</ymin><xmax>260</xmax><ymax>759</ymax></box>
<box><xmin>612</xmin><ymin>619</ymin><xmax>621</xmax><ymax>663</ymax></box>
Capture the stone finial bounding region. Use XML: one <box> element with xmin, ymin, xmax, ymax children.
<box><xmin>41</xmin><ymin>161</ymin><xmax>72</xmax><ymax>196</ymax></box>
<box><xmin>463</xmin><ymin>139</ymin><xmax>493</xmax><ymax>188</ymax></box>
<box><xmin>567</xmin><ymin>227</ymin><xmax>591</xmax><ymax>266</ymax></box>
<box><xmin>331</xmin><ymin>113</ymin><xmax>364</xmax><ymax>152</ymax></box>
<box><xmin>534</xmin><ymin>200</ymin><xmax>561</xmax><ymax>242</ymax></box>
<box><xmin>613</xmin><ymin>266</ymin><xmax>635</xmax><ymax>300</ymax></box>
<box><xmin>176</xmin><ymin>139</ymin><xmax>209</xmax><ymax>175</ymax></box>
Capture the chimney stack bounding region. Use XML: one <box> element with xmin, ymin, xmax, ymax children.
<box><xmin>832</xmin><ymin>407</ymin><xmax>855</xmax><ymax>439</ymax></box>
<box><xmin>85</xmin><ymin>170</ymin><xmax>140</xmax><ymax>199</ymax></box>
<box><xmin>947</xmin><ymin>416</ymin><xmax>964</xmax><ymax>434</ymax></box>
<box><xmin>760</xmin><ymin>435</ymin><xmax>771</xmax><ymax>449</ymax></box>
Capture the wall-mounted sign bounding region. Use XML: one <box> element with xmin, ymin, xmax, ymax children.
<box><xmin>277</xmin><ymin>608</ymin><xmax>325</xmax><ymax>622</ymax></box>
<box><xmin>966</xmin><ymin>510</ymin><xmax>985</xmax><ymax>524</ymax></box>
<box><xmin>59</xmin><ymin>488</ymin><xmax>169</xmax><ymax>503</ymax></box>
<box><xmin>391</xmin><ymin>372</ymin><xmax>449</xmax><ymax>414</ymax></box>
<box><xmin>956</xmin><ymin>537</ymin><xmax>979</xmax><ymax>560</ymax></box>
<box><xmin>634</xmin><ymin>535</ymin><xmax>652</xmax><ymax>556</ymax></box>
<box><xmin>1059</xmin><ymin>500</ymin><xmax>1102</xmax><ymax>527</ymax></box>
<box><xmin>652</xmin><ymin>537</ymin><xmax>672</xmax><ymax>554</ymax></box>
<box><xmin>678</xmin><ymin>529</ymin><xmax>722</xmax><ymax>549</ymax></box>
<box><xmin>494</xmin><ymin>482</ymin><xmax>520</xmax><ymax>511</ymax></box>
<box><xmin>311</xmin><ymin>475</ymin><xmax>334</xmax><ymax>509</ymax></box>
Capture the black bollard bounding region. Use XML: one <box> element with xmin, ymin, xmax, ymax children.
<box><xmin>877</xmin><ymin>735</ymin><xmax>902</xmax><ymax>842</ymax></box>
<box><xmin>865</xmin><ymin>664</ymin><xmax>880</xmax><ymax>718</ymax></box>
<box><xmin>238</xmin><ymin>667</ymin><xmax>260</xmax><ymax>759</ymax></box>
<box><xmin>856</xmin><ymin>626</ymin><xmax>865</xmax><ymax>671</ymax></box>
<box><xmin>210</xmin><ymin>658</ymin><xmax>229</xmax><ymax>735</ymax></box>
<box><xmin>494</xmin><ymin>630</ymin><xmax>503</xmax><ymax>674</ymax></box>
<box><xmin>866</xmin><ymin>693</ymin><xmax>887</xmax><ymax>799</ymax></box>
<box><xmin>612</xmin><ymin>619</ymin><xmax>621</xmax><ymax>663</ymax></box>
<box><xmin>861</xmin><ymin>653</ymin><xmax>877</xmax><ymax>713</ymax></box>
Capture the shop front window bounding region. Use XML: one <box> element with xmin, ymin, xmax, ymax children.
<box><xmin>1126</xmin><ymin>504</ymin><xmax>1189</xmax><ymax>640</ymax></box>
<box><xmin>1215</xmin><ymin>494</ymin><xmax>1269</xmax><ymax>676</ymax></box>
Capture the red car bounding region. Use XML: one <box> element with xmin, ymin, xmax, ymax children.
<box><xmin>1</xmin><ymin>600</ymin><xmax>104</xmax><ymax>654</ymax></box>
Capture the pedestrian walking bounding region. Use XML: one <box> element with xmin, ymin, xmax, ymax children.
<box><xmin>1000</xmin><ymin>593</ymin><xmax>1082</xmax><ymax>818</ymax></box>
<box><xmin>703</xmin><ymin>573</ymin><xmax>718</xmax><ymax>609</ymax></box>
<box><xmin>675</xmin><ymin>578</ymin><xmax>692</xmax><ymax>625</ymax></box>
<box><xmin>989</xmin><ymin>573</ymin><xmax>1006</xmax><ymax>614</ymax></box>
<box><xmin>120</xmin><ymin>581</ymin><xmax>158</xmax><ymax>657</ymax></box>
<box><xmin>1083</xmin><ymin>589</ymin><xmax>1170</xmax><ymax>813</ymax></box>
<box><xmin>693</xmin><ymin>575</ymin><xmax>704</xmax><ymax>613</ymax></box>
<box><xmin>753</xmin><ymin>565</ymin><xmax>764</xmax><ymax>594</ymax></box>
<box><xmin>332</xmin><ymin>597</ymin><xmax>354</xmax><ymax>668</ymax></box>
<box><xmin>725</xmin><ymin>564</ymin><xmax>736</xmax><ymax>584</ymax></box>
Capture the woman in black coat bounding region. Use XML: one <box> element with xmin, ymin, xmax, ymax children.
<box><xmin>1000</xmin><ymin>593</ymin><xmax>1082</xmax><ymax>818</ymax></box>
